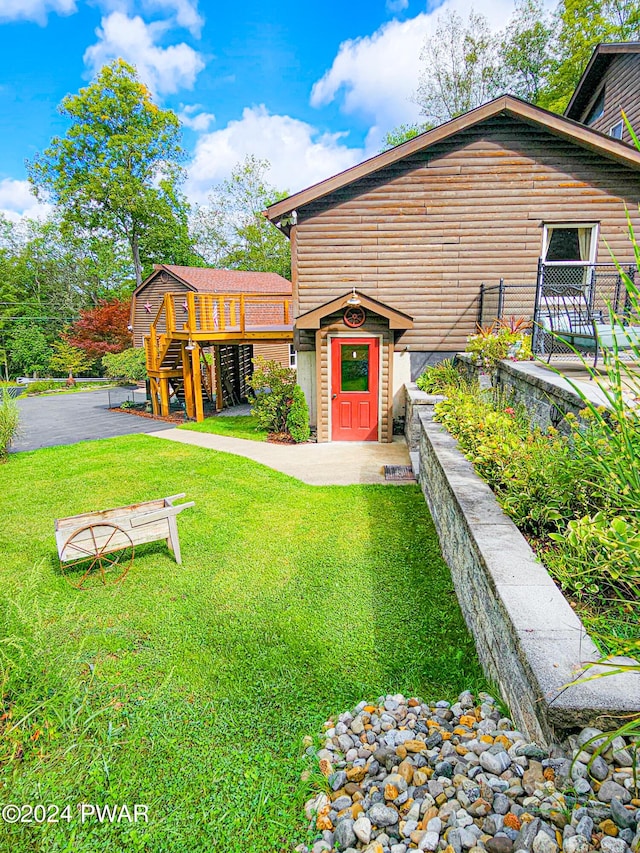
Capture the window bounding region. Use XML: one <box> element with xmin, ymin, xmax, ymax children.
<box><xmin>542</xmin><ymin>223</ymin><xmax>598</xmax><ymax>288</ymax></box>
<box><xmin>610</xmin><ymin>121</ymin><xmax>623</xmax><ymax>140</ymax></box>
<box><xmin>543</xmin><ymin>224</ymin><xmax>597</xmax><ymax>264</ymax></box>
<box><xmin>289</xmin><ymin>344</ymin><xmax>297</xmax><ymax>369</ymax></box>
<box><xmin>584</xmin><ymin>88</ymin><xmax>605</xmax><ymax>125</ymax></box>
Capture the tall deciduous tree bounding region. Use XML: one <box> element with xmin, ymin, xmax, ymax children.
<box><xmin>501</xmin><ymin>0</ymin><xmax>554</xmax><ymax>103</ymax></box>
<box><xmin>192</xmin><ymin>156</ymin><xmax>291</xmax><ymax>280</ymax></box>
<box><xmin>539</xmin><ymin>0</ymin><xmax>640</xmax><ymax>112</ymax></box>
<box><xmin>28</xmin><ymin>59</ymin><xmax>192</xmax><ymax>288</ymax></box>
<box><xmin>414</xmin><ymin>10</ymin><xmax>502</xmax><ymax>124</ymax></box>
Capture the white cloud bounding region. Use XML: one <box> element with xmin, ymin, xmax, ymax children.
<box><xmin>186</xmin><ymin>105</ymin><xmax>365</xmax><ymax>205</ymax></box>
<box><xmin>179</xmin><ymin>104</ymin><xmax>215</xmax><ymax>132</ymax></box>
<box><xmin>84</xmin><ymin>11</ymin><xmax>205</xmax><ymax>94</ymax></box>
<box><xmin>0</xmin><ymin>179</ymin><xmax>51</xmax><ymax>222</ymax></box>
<box><xmin>96</xmin><ymin>0</ymin><xmax>203</xmax><ymax>36</ymax></box>
<box><xmin>311</xmin><ymin>0</ymin><xmax>553</xmax><ymax>141</ymax></box>
<box><xmin>386</xmin><ymin>0</ymin><xmax>409</xmax><ymax>11</ymax></box>
<box><xmin>0</xmin><ymin>0</ymin><xmax>76</xmax><ymax>25</ymax></box>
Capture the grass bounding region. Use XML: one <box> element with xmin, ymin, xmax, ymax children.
<box><xmin>179</xmin><ymin>414</ymin><xmax>268</xmax><ymax>442</ymax></box>
<box><xmin>0</xmin><ymin>436</ymin><xmax>485</xmax><ymax>852</ymax></box>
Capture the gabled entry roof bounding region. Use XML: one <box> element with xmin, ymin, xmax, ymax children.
<box><xmin>295</xmin><ymin>290</ymin><xmax>414</xmax><ymax>330</ymax></box>
<box><xmin>266</xmin><ymin>94</ymin><xmax>640</xmax><ymax>224</ymax></box>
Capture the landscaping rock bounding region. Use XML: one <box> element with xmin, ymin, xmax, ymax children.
<box><xmin>297</xmin><ymin>692</ymin><xmax>639</xmax><ymax>853</ymax></box>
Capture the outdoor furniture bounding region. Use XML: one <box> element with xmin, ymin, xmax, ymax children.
<box><xmin>536</xmin><ymin>282</ymin><xmax>640</xmax><ymax>367</ymax></box>
<box><xmin>55</xmin><ymin>493</ymin><xmax>194</xmax><ymax>589</ymax></box>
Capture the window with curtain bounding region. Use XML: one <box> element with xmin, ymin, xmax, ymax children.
<box><xmin>542</xmin><ymin>223</ymin><xmax>597</xmax><ymax>289</ymax></box>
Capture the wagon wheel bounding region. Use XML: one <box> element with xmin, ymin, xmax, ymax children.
<box><xmin>61</xmin><ymin>523</ymin><xmax>134</xmax><ymax>590</ymax></box>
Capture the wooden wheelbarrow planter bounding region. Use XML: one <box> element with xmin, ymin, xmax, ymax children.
<box><xmin>55</xmin><ymin>494</ymin><xmax>195</xmax><ymax>589</ymax></box>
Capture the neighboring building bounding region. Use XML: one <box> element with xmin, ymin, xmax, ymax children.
<box><xmin>565</xmin><ymin>42</ymin><xmax>640</xmax><ymax>146</ymax></box>
<box><xmin>131</xmin><ymin>264</ymin><xmax>292</xmax><ymax>369</ymax></box>
<box><xmin>131</xmin><ymin>265</ymin><xmax>293</xmax><ymax>414</ymax></box>
<box><xmin>266</xmin><ymin>95</ymin><xmax>640</xmax><ymax>442</ymax></box>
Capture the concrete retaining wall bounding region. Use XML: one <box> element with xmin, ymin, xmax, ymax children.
<box><xmin>417</xmin><ymin>411</ymin><xmax>639</xmax><ymax>745</ymax></box>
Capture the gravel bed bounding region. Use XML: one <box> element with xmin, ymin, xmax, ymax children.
<box><xmin>298</xmin><ymin>692</ymin><xmax>639</xmax><ymax>853</ymax></box>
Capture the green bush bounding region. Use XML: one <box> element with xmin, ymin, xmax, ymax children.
<box><xmin>434</xmin><ymin>386</ymin><xmax>580</xmax><ymax>537</ymax></box>
<box><xmin>548</xmin><ymin>512</ymin><xmax>640</xmax><ymax>601</ymax></box>
<box><xmin>287</xmin><ymin>385</ymin><xmax>310</xmax><ymax>443</ymax></box>
<box><xmin>0</xmin><ymin>392</ymin><xmax>20</xmax><ymax>460</ymax></box>
<box><xmin>102</xmin><ymin>348</ymin><xmax>147</xmax><ymax>382</ymax></box>
<box><xmin>466</xmin><ymin>318</ymin><xmax>532</xmax><ymax>372</ymax></box>
<box><xmin>23</xmin><ymin>380</ymin><xmax>63</xmax><ymax>394</ymax></box>
<box><xmin>247</xmin><ymin>356</ymin><xmax>296</xmax><ymax>434</ymax></box>
<box><xmin>415</xmin><ymin>358</ymin><xmax>466</xmax><ymax>393</ymax></box>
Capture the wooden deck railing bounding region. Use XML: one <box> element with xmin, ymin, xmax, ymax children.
<box><xmin>145</xmin><ymin>291</ymin><xmax>293</xmax><ymax>372</ymax></box>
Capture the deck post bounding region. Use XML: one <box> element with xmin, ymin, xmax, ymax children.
<box><xmin>214</xmin><ymin>345</ymin><xmax>224</xmax><ymax>411</ymax></box>
<box><xmin>182</xmin><ymin>342</ymin><xmax>195</xmax><ymax>419</ymax></box>
<box><xmin>150</xmin><ymin>377</ymin><xmax>159</xmax><ymax>416</ymax></box>
<box><xmin>159</xmin><ymin>377</ymin><xmax>170</xmax><ymax>417</ymax></box>
<box><xmin>191</xmin><ymin>344</ymin><xmax>204</xmax><ymax>422</ymax></box>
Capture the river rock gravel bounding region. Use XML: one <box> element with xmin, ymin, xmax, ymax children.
<box><xmin>297</xmin><ymin>692</ymin><xmax>639</xmax><ymax>853</ymax></box>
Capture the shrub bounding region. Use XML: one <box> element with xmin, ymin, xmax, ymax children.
<box><xmin>466</xmin><ymin>318</ymin><xmax>532</xmax><ymax>372</ymax></box>
<box><xmin>24</xmin><ymin>381</ymin><xmax>62</xmax><ymax>394</ymax></box>
<box><xmin>287</xmin><ymin>385</ymin><xmax>311</xmax><ymax>443</ymax></box>
<box><xmin>0</xmin><ymin>392</ymin><xmax>19</xmax><ymax>461</ymax></box>
<box><xmin>247</xmin><ymin>357</ymin><xmax>296</xmax><ymax>434</ymax></box>
<box><xmin>415</xmin><ymin>358</ymin><xmax>466</xmax><ymax>393</ymax></box>
<box><xmin>102</xmin><ymin>348</ymin><xmax>147</xmax><ymax>383</ymax></box>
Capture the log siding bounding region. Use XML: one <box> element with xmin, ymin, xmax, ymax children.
<box><xmin>584</xmin><ymin>54</ymin><xmax>640</xmax><ymax>144</ymax></box>
<box><xmin>294</xmin><ymin>116</ymin><xmax>640</xmax><ymax>353</ymax></box>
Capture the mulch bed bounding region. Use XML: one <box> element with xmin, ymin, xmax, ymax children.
<box><xmin>109</xmin><ymin>407</ymin><xmax>187</xmax><ymax>424</ymax></box>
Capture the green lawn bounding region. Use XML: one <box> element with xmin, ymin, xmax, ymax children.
<box><xmin>179</xmin><ymin>414</ymin><xmax>268</xmax><ymax>441</ymax></box>
<box><xmin>0</xmin><ymin>436</ymin><xmax>485</xmax><ymax>852</ymax></box>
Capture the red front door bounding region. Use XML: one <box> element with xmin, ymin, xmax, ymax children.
<box><xmin>331</xmin><ymin>337</ymin><xmax>379</xmax><ymax>441</ymax></box>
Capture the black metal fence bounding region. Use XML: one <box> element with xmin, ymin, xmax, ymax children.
<box><xmin>478</xmin><ymin>261</ymin><xmax>637</xmax><ymax>356</ymax></box>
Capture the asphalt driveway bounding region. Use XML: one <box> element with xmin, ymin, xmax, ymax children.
<box><xmin>11</xmin><ymin>388</ymin><xmax>174</xmax><ymax>453</ymax></box>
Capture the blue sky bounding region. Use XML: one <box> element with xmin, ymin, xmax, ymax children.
<box><xmin>0</xmin><ymin>0</ymin><xmax>526</xmax><ymax>219</ymax></box>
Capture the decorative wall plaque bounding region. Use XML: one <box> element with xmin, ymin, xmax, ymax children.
<box><xmin>343</xmin><ymin>306</ymin><xmax>366</xmax><ymax>328</ymax></box>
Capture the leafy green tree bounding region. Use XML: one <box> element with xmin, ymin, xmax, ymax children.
<box><xmin>8</xmin><ymin>323</ymin><xmax>51</xmax><ymax>377</ymax></box>
<box><xmin>381</xmin><ymin>123</ymin><xmax>432</xmax><ymax>151</ymax></box>
<box><xmin>539</xmin><ymin>0</ymin><xmax>640</xmax><ymax>112</ymax></box>
<box><xmin>500</xmin><ymin>0</ymin><xmax>554</xmax><ymax>103</ymax></box>
<box><xmin>414</xmin><ymin>10</ymin><xmax>502</xmax><ymax>124</ymax></box>
<box><xmin>28</xmin><ymin>59</ymin><xmax>193</xmax><ymax>288</ymax></box>
<box><xmin>102</xmin><ymin>348</ymin><xmax>147</xmax><ymax>382</ymax></box>
<box><xmin>192</xmin><ymin>156</ymin><xmax>291</xmax><ymax>280</ymax></box>
<box><xmin>49</xmin><ymin>339</ymin><xmax>92</xmax><ymax>380</ymax></box>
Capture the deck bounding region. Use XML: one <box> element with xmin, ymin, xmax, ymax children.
<box><xmin>144</xmin><ymin>292</ymin><xmax>293</xmax><ymax>421</ymax></box>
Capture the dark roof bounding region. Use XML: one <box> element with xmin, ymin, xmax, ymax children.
<box><xmin>565</xmin><ymin>42</ymin><xmax>640</xmax><ymax>121</ymax></box>
<box><xmin>147</xmin><ymin>265</ymin><xmax>291</xmax><ymax>294</ymax></box>
<box><xmin>266</xmin><ymin>94</ymin><xmax>640</xmax><ymax>223</ymax></box>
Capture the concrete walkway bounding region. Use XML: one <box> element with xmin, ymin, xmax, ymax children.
<box><xmin>150</xmin><ymin>429</ymin><xmax>413</xmax><ymax>486</ymax></box>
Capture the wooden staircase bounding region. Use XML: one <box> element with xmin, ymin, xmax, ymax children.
<box><xmin>144</xmin><ymin>291</ymin><xmax>293</xmax><ymax>421</ymax></box>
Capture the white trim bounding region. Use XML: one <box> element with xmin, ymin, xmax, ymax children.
<box><xmin>327</xmin><ymin>332</ymin><xmax>384</xmax><ymax>442</ymax></box>
<box><xmin>610</xmin><ymin>120</ymin><xmax>624</xmax><ymax>140</ymax></box>
<box><xmin>541</xmin><ymin>222</ymin><xmax>599</xmax><ymax>264</ymax></box>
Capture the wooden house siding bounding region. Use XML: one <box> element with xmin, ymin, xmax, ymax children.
<box><xmin>132</xmin><ymin>270</ymin><xmax>188</xmax><ymax>347</ymax></box>
<box><xmin>293</xmin><ymin>115</ymin><xmax>640</xmax><ymax>353</ymax></box>
<box><xmin>253</xmin><ymin>342</ymin><xmax>291</xmax><ymax>367</ymax></box>
<box><xmin>585</xmin><ymin>54</ymin><xmax>640</xmax><ymax>144</ymax></box>
<box><xmin>314</xmin><ymin>311</ymin><xmax>393</xmax><ymax>442</ymax></box>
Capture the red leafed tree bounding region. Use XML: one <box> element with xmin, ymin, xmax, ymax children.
<box><xmin>66</xmin><ymin>298</ymin><xmax>131</xmax><ymax>360</ymax></box>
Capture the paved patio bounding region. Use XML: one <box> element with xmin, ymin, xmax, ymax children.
<box><xmin>151</xmin><ymin>429</ymin><xmax>413</xmax><ymax>486</ymax></box>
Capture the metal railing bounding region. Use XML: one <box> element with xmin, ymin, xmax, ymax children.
<box><xmin>478</xmin><ymin>261</ymin><xmax>637</xmax><ymax>355</ymax></box>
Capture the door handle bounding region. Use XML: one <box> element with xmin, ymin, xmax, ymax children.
<box><xmin>332</xmin><ymin>394</ymin><xmax>337</xmax><ymax>399</ymax></box>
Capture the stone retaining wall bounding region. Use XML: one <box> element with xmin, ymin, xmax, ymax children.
<box><xmin>455</xmin><ymin>354</ymin><xmax>609</xmax><ymax>435</ymax></box>
<box><xmin>404</xmin><ymin>386</ymin><xmax>445</xmax><ymax>451</ymax></box>
<box><xmin>417</xmin><ymin>411</ymin><xmax>639</xmax><ymax>745</ymax></box>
